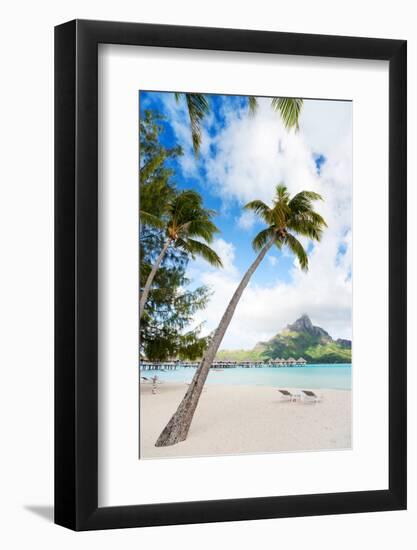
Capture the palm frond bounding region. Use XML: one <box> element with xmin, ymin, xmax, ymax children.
<box><xmin>283</xmin><ymin>232</ymin><xmax>309</xmax><ymax>271</ymax></box>
<box><xmin>185</xmin><ymin>218</ymin><xmax>219</xmax><ymax>242</ymax></box>
<box><xmin>177</xmin><ymin>238</ymin><xmax>223</xmax><ymax>268</ymax></box>
<box><xmin>271</xmin><ymin>97</ymin><xmax>303</xmax><ymax>131</ymax></box>
<box><xmin>287</xmin><ymin>218</ymin><xmax>323</xmax><ymax>241</ymax></box>
<box><xmin>248</xmin><ymin>96</ymin><xmax>258</xmax><ymax>115</ymax></box>
<box><xmin>275</xmin><ymin>183</ymin><xmax>290</xmax><ymax>202</ymax></box>
<box><xmin>287</xmin><ymin>210</ymin><xmax>327</xmax><ymax>241</ymax></box>
<box><xmin>289</xmin><ymin>190</ymin><xmax>323</xmax><ymax>208</ymax></box>
<box><xmin>167</xmin><ymin>190</ymin><xmax>202</xmax><ymax>221</ymax></box>
<box><xmin>244</xmin><ymin>199</ymin><xmax>273</xmax><ymax>224</ymax></box>
<box><xmin>139</xmin><ymin>209</ymin><xmax>165</xmax><ymax>229</ymax></box>
<box><xmin>288</xmin><ymin>191</ymin><xmax>323</xmax><ymax>218</ymax></box>
<box><xmin>291</xmin><ymin>191</ymin><xmax>323</xmax><ymax>202</ymax></box>
<box><xmin>252</xmin><ymin>227</ymin><xmax>276</xmax><ymax>252</ymax></box>
<box><xmin>185</xmin><ymin>93</ymin><xmax>210</xmax><ymax>155</ymax></box>
<box><xmin>271</xmin><ymin>203</ymin><xmax>291</xmax><ymax>228</ymax></box>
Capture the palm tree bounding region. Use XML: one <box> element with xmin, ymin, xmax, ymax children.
<box><xmin>174</xmin><ymin>93</ymin><xmax>210</xmax><ymax>155</ymax></box>
<box><xmin>177</xmin><ymin>93</ymin><xmax>303</xmax><ymax>155</ymax></box>
<box><xmin>155</xmin><ymin>184</ymin><xmax>327</xmax><ymax>446</ymax></box>
<box><xmin>139</xmin><ymin>190</ymin><xmax>223</xmax><ymax>319</ymax></box>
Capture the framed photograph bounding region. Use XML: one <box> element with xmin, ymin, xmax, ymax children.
<box><xmin>55</xmin><ymin>19</ymin><xmax>406</xmax><ymax>530</ymax></box>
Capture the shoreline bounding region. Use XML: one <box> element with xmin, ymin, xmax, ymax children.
<box><xmin>140</xmin><ymin>382</ymin><xmax>352</xmax><ymax>459</ymax></box>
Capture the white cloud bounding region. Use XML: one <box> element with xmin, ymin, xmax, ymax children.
<box><xmin>267</xmin><ymin>255</ymin><xmax>278</xmax><ymax>267</ymax></box>
<box><xmin>188</xmin><ymin>237</ymin><xmax>238</xmax><ymax>280</ymax></box>
<box><xmin>211</xmin><ymin>238</ymin><xmax>238</xmax><ymax>276</ymax></box>
<box><xmin>202</xmin><ymin>99</ymin><xmax>321</xmax><ymax>205</ymax></box>
<box><xmin>236</xmin><ymin>210</ymin><xmax>256</xmax><ymax>230</ymax></box>
<box><xmin>192</xmin><ymin>232</ymin><xmax>352</xmax><ymax>349</ymax></box>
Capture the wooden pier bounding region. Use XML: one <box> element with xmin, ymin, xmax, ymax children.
<box><xmin>140</xmin><ymin>358</ymin><xmax>308</xmax><ymax>371</ymax></box>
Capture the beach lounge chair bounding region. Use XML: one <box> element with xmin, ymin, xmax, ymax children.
<box><xmin>301</xmin><ymin>390</ymin><xmax>321</xmax><ymax>403</ymax></box>
<box><xmin>278</xmin><ymin>389</ymin><xmax>296</xmax><ymax>402</ymax></box>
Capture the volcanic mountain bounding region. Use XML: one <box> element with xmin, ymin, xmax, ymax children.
<box><xmin>216</xmin><ymin>314</ymin><xmax>351</xmax><ymax>364</ymax></box>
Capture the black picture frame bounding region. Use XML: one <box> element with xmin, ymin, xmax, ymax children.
<box><xmin>55</xmin><ymin>19</ymin><xmax>407</xmax><ymax>531</ymax></box>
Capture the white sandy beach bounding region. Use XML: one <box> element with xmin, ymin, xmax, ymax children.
<box><xmin>140</xmin><ymin>382</ymin><xmax>351</xmax><ymax>458</ymax></box>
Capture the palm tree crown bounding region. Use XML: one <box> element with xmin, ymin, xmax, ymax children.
<box><xmin>245</xmin><ymin>184</ymin><xmax>327</xmax><ymax>271</ymax></box>
<box><xmin>139</xmin><ymin>189</ymin><xmax>222</xmax><ymax>319</ymax></box>
<box><xmin>164</xmin><ymin>190</ymin><xmax>223</xmax><ymax>267</ymax></box>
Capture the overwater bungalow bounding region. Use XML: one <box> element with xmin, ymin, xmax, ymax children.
<box><xmin>140</xmin><ymin>356</ymin><xmax>309</xmax><ymax>371</ymax></box>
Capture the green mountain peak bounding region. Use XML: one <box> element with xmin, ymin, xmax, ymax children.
<box><xmin>216</xmin><ymin>314</ymin><xmax>351</xmax><ymax>364</ymax></box>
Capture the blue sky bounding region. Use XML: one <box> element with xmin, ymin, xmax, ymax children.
<box><xmin>140</xmin><ymin>91</ymin><xmax>352</xmax><ymax>349</ymax></box>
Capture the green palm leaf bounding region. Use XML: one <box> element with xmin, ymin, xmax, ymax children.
<box><xmin>185</xmin><ymin>218</ymin><xmax>219</xmax><ymax>242</ymax></box>
<box><xmin>139</xmin><ymin>209</ymin><xmax>165</xmax><ymax>229</ymax></box>
<box><xmin>175</xmin><ymin>92</ymin><xmax>209</xmax><ymax>155</ymax></box>
<box><xmin>271</xmin><ymin>97</ymin><xmax>303</xmax><ymax>130</ymax></box>
<box><xmin>288</xmin><ymin>190</ymin><xmax>324</xmax><ymax>213</ymax></box>
<box><xmin>244</xmin><ymin>199</ymin><xmax>273</xmax><ymax>225</ymax></box>
<box><xmin>248</xmin><ymin>96</ymin><xmax>258</xmax><ymax>115</ymax></box>
<box><xmin>177</xmin><ymin>237</ymin><xmax>223</xmax><ymax>268</ymax></box>
<box><xmin>275</xmin><ymin>183</ymin><xmax>290</xmax><ymax>202</ymax></box>
<box><xmin>283</xmin><ymin>232</ymin><xmax>309</xmax><ymax>271</ymax></box>
<box><xmin>287</xmin><ymin>212</ymin><xmax>327</xmax><ymax>241</ymax></box>
<box><xmin>252</xmin><ymin>227</ymin><xmax>277</xmax><ymax>252</ymax></box>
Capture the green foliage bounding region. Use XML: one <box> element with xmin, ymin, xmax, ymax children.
<box><xmin>304</xmin><ymin>342</ymin><xmax>351</xmax><ymax>363</ymax></box>
<box><xmin>164</xmin><ymin>190</ymin><xmax>223</xmax><ymax>268</ymax></box>
<box><xmin>140</xmin><ymin>109</ymin><xmax>181</xmax><ymax>224</ymax></box>
<box><xmin>140</xmin><ymin>110</ymin><xmax>213</xmax><ymax>361</ymax></box>
<box><xmin>271</xmin><ymin>97</ymin><xmax>303</xmax><ymax>130</ymax></box>
<box><xmin>215</xmin><ymin>348</ymin><xmax>264</xmax><ymax>362</ymax></box>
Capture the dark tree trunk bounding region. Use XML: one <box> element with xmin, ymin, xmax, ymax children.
<box><xmin>155</xmin><ymin>239</ymin><xmax>274</xmax><ymax>447</ymax></box>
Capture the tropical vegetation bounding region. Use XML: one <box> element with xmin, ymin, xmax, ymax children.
<box><xmin>139</xmin><ymin>189</ymin><xmax>222</xmax><ymax>319</ymax></box>
<box><xmin>140</xmin><ymin>110</ymin><xmax>220</xmax><ymax>361</ymax></box>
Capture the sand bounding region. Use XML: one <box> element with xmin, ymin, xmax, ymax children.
<box><xmin>140</xmin><ymin>382</ymin><xmax>351</xmax><ymax>459</ymax></box>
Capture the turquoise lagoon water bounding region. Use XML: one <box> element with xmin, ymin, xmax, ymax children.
<box><xmin>140</xmin><ymin>364</ymin><xmax>352</xmax><ymax>391</ymax></box>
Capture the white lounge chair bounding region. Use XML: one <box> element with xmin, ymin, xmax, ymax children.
<box><xmin>301</xmin><ymin>390</ymin><xmax>321</xmax><ymax>403</ymax></box>
<box><xmin>278</xmin><ymin>389</ymin><xmax>296</xmax><ymax>402</ymax></box>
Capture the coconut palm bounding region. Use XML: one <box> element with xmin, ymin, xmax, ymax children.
<box><xmin>177</xmin><ymin>93</ymin><xmax>303</xmax><ymax>155</ymax></box>
<box><xmin>155</xmin><ymin>184</ymin><xmax>327</xmax><ymax>446</ymax></box>
<box><xmin>139</xmin><ymin>190</ymin><xmax>223</xmax><ymax>319</ymax></box>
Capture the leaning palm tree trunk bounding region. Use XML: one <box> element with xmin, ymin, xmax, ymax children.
<box><xmin>139</xmin><ymin>239</ymin><xmax>171</xmax><ymax>319</ymax></box>
<box><xmin>155</xmin><ymin>238</ymin><xmax>275</xmax><ymax>447</ymax></box>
